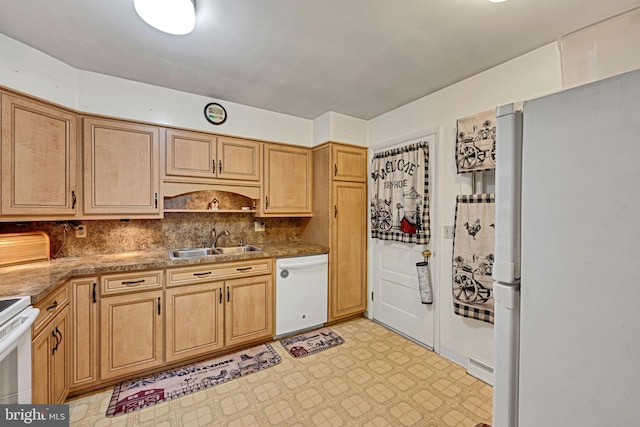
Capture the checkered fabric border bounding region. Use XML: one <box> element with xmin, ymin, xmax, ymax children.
<box><xmin>370</xmin><ymin>141</ymin><xmax>430</xmax><ymax>244</ymax></box>
<box><xmin>452</xmin><ymin>193</ymin><xmax>495</xmax><ymax>325</ymax></box>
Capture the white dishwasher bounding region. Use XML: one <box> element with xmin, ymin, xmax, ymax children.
<box><xmin>275</xmin><ymin>254</ymin><xmax>328</xmax><ymax>337</ymax></box>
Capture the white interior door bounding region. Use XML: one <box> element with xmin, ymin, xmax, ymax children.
<box><xmin>372</xmin><ymin>241</ymin><xmax>435</xmax><ymax>348</ymax></box>
<box><xmin>369</xmin><ymin>131</ymin><xmax>437</xmax><ymax>349</ymax></box>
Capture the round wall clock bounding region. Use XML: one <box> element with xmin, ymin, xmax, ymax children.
<box><xmin>204</xmin><ymin>102</ymin><xmax>227</xmax><ymax>125</ymax></box>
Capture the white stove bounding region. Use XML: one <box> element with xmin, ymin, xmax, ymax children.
<box><xmin>0</xmin><ymin>295</ymin><xmax>39</xmax><ymax>404</ymax></box>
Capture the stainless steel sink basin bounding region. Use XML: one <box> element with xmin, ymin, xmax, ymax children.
<box><xmin>214</xmin><ymin>245</ymin><xmax>262</xmax><ymax>254</ymax></box>
<box><xmin>169</xmin><ymin>245</ymin><xmax>261</xmax><ymax>260</ymax></box>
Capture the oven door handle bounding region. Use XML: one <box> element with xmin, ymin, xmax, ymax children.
<box><xmin>0</xmin><ymin>307</ymin><xmax>40</xmax><ymax>356</ymax></box>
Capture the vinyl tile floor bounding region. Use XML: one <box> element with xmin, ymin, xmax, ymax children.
<box><xmin>67</xmin><ymin>318</ymin><xmax>493</xmax><ymax>426</ymax></box>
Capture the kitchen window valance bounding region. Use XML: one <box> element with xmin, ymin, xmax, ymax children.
<box><xmin>370</xmin><ymin>141</ymin><xmax>430</xmax><ymax>244</ymax></box>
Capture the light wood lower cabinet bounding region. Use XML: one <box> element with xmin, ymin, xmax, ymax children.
<box><xmin>165</xmin><ymin>283</ymin><xmax>224</xmax><ymax>362</ymax></box>
<box><xmin>70</xmin><ymin>277</ymin><xmax>99</xmax><ymax>391</ymax></box>
<box><xmin>100</xmin><ymin>290</ymin><xmax>164</xmax><ymax>381</ymax></box>
<box><xmin>32</xmin><ymin>305</ymin><xmax>70</xmax><ymax>404</ymax></box>
<box><xmin>225</xmin><ymin>275</ymin><xmax>274</xmax><ymax>347</ymax></box>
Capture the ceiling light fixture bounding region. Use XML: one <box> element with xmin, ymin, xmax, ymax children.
<box><xmin>134</xmin><ymin>0</ymin><xmax>196</xmax><ymax>35</ymax></box>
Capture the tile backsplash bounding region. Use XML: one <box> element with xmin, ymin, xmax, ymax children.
<box><xmin>0</xmin><ymin>213</ymin><xmax>301</xmax><ymax>258</ymax></box>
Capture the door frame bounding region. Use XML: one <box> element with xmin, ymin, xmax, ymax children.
<box><xmin>366</xmin><ymin>126</ymin><xmax>442</xmax><ymax>354</ymax></box>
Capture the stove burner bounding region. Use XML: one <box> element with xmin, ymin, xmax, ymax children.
<box><xmin>0</xmin><ymin>298</ymin><xmax>19</xmax><ymax>313</ymax></box>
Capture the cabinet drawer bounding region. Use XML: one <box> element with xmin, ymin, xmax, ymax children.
<box><xmin>101</xmin><ymin>270</ymin><xmax>163</xmax><ymax>296</ymax></box>
<box><xmin>167</xmin><ymin>259</ymin><xmax>273</xmax><ymax>287</ymax></box>
<box><xmin>33</xmin><ymin>284</ymin><xmax>69</xmax><ymax>336</ymax></box>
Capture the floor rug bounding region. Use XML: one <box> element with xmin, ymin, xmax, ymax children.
<box><xmin>106</xmin><ymin>343</ymin><xmax>281</xmax><ymax>417</ymax></box>
<box><xmin>280</xmin><ymin>327</ymin><xmax>344</xmax><ymax>358</ymax></box>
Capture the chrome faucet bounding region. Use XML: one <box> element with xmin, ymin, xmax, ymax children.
<box><xmin>210</xmin><ymin>228</ymin><xmax>230</xmax><ymax>248</ymax></box>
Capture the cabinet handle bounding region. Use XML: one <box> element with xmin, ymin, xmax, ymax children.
<box><xmin>265</xmin><ymin>196</ymin><xmax>269</xmax><ymax>209</ymax></box>
<box><xmin>122</xmin><ymin>280</ymin><xmax>145</xmax><ymax>286</ymax></box>
<box><xmin>71</xmin><ymin>190</ymin><xmax>77</xmax><ymax>209</ymax></box>
<box><xmin>92</xmin><ymin>283</ymin><xmax>97</xmax><ymax>303</ymax></box>
<box><xmin>212</xmin><ymin>159</ymin><xmax>216</xmax><ymax>174</ymax></box>
<box><xmin>55</xmin><ymin>326</ymin><xmax>63</xmax><ymax>347</ymax></box>
<box><xmin>219</xmin><ymin>160</ymin><xmax>222</xmax><ymax>174</ymax></box>
<box><xmin>193</xmin><ymin>271</ymin><xmax>212</xmax><ymax>277</ymax></box>
<box><xmin>51</xmin><ymin>330</ymin><xmax>59</xmax><ymax>355</ymax></box>
<box><xmin>334</xmin><ymin>164</ymin><xmax>337</xmax><ymax>176</ymax></box>
<box><xmin>227</xmin><ymin>287</ymin><xmax>230</xmax><ymax>303</ymax></box>
<box><xmin>157</xmin><ymin>297</ymin><xmax>161</xmax><ymax>315</ymax></box>
<box><xmin>334</xmin><ymin>205</ymin><xmax>337</xmax><ymax>218</ymax></box>
<box><xmin>154</xmin><ymin>193</ymin><xmax>158</xmax><ymax>209</ymax></box>
<box><xmin>46</xmin><ymin>300</ymin><xmax>58</xmax><ymax>311</ymax></box>
<box><xmin>219</xmin><ymin>287</ymin><xmax>222</xmax><ymax>304</ymax></box>
<box><xmin>236</xmin><ymin>267</ymin><xmax>252</xmax><ymax>272</ymax></box>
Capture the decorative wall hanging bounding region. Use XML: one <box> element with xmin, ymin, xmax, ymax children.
<box><xmin>452</xmin><ymin>194</ymin><xmax>495</xmax><ymax>324</ymax></box>
<box><xmin>370</xmin><ymin>141</ymin><xmax>430</xmax><ymax>244</ymax></box>
<box><xmin>455</xmin><ymin>109</ymin><xmax>496</xmax><ymax>173</ymax></box>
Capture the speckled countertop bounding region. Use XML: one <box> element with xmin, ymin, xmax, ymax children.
<box><xmin>0</xmin><ymin>242</ymin><xmax>329</xmax><ymax>304</ymax></box>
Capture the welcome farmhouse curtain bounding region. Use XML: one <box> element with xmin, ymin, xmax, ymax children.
<box><xmin>370</xmin><ymin>141</ymin><xmax>430</xmax><ymax>244</ymax></box>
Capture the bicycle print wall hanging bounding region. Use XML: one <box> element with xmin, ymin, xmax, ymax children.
<box><xmin>370</xmin><ymin>141</ymin><xmax>430</xmax><ymax>244</ymax></box>
<box><xmin>456</xmin><ymin>109</ymin><xmax>496</xmax><ymax>173</ymax></box>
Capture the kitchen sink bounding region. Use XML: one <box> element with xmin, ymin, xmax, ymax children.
<box><xmin>214</xmin><ymin>245</ymin><xmax>262</xmax><ymax>254</ymax></box>
<box><xmin>169</xmin><ymin>245</ymin><xmax>262</xmax><ymax>260</ymax></box>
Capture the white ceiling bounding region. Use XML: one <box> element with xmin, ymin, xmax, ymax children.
<box><xmin>1</xmin><ymin>0</ymin><xmax>639</xmax><ymax>120</ymax></box>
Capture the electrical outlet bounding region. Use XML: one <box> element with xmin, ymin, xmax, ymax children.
<box><xmin>254</xmin><ymin>221</ymin><xmax>265</xmax><ymax>232</ymax></box>
<box><xmin>76</xmin><ymin>224</ymin><xmax>87</xmax><ymax>238</ymax></box>
<box><xmin>444</xmin><ymin>225</ymin><xmax>454</xmax><ymax>239</ymax></box>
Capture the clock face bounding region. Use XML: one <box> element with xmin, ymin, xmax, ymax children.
<box><xmin>204</xmin><ymin>103</ymin><xmax>227</xmax><ymax>125</ymax></box>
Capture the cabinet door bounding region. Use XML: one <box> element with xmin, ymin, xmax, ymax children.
<box><xmin>83</xmin><ymin>117</ymin><xmax>160</xmax><ymax>216</ymax></box>
<box><xmin>32</xmin><ymin>306</ymin><xmax>70</xmax><ymax>404</ymax></box>
<box><xmin>331</xmin><ymin>144</ymin><xmax>367</xmax><ymax>182</ymax></box>
<box><xmin>217</xmin><ymin>136</ymin><xmax>260</xmax><ymax>181</ymax></box>
<box><xmin>329</xmin><ymin>182</ymin><xmax>368</xmax><ymax>321</ymax></box>
<box><xmin>166</xmin><ymin>129</ymin><xmax>216</xmax><ymax>178</ymax></box>
<box><xmin>262</xmin><ymin>144</ymin><xmax>312</xmax><ymax>215</ymax></box>
<box><xmin>70</xmin><ymin>277</ymin><xmax>99</xmax><ymax>390</ymax></box>
<box><xmin>225</xmin><ymin>275</ymin><xmax>273</xmax><ymax>347</ymax></box>
<box><xmin>1</xmin><ymin>94</ymin><xmax>78</xmax><ymax>216</ymax></box>
<box><xmin>100</xmin><ymin>291</ymin><xmax>164</xmax><ymax>380</ymax></box>
<box><xmin>165</xmin><ymin>283</ymin><xmax>224</xmax><ymax>363</ymax></box>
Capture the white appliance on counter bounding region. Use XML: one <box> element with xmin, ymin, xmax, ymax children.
<box><xmin>493</xmin><ymin>69</ymin><xmax>640</xmax><ymax>426</ymax></box>
<box><xmin>275</xmin><ymin>254</ymin><xmax>328</xmax><ymax>337</ymax></box>
<box><xmin>0</xmin><ymin>296</ymin><xmax>39</xmax><ymax>404</ymax></box>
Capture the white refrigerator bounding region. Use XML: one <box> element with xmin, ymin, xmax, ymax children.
<box><xmin>493</xmin><ymin>68</ymin><xmax>640</xmax><ymax>427</ymax></box>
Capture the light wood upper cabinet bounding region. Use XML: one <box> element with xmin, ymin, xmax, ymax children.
<box><xmin>83</xmin><ymin>117</ymin><xmax>160</xmax><ymax>217</ymax></box>
<box><xmin>261</xmin><ymin>143</ymin><xmax>312</xmax><ymax>216</ymax></box>
<box><xmin>1</xmin><ymin>93</ymin><xmax>78</xmax><ymax>217</ymax></box>
<box><xmin>332</xmin><ymin>144</ymin><xmax>368</xmax><ymax>182</ymax></box>
<box><xmin>165</xmin><ymin>129</ymin><xmax>260</xmax><ymax>182</ymax></box>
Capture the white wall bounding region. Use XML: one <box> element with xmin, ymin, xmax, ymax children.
<box><xmin>0</xmin><ymin>34</ymin><xmax>313</xmax><ymax>146</ymax></box>
<box><xmin>312</xmin><ymin>111</ymin><xmax>368</xmax><ymax>146</ymax></box>
<box><xmin>369</xmin><ymin>43</ymin><xmax>563</xmax><ymax>367</ymax></box>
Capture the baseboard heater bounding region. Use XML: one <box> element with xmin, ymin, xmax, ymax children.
<box><xmin>467</xmin><ymin>357</ymin><xmax>493</xmax><ymax>385</ymax></box>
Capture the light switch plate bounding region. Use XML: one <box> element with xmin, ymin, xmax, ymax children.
<box><xmin>444</xmin><ymin>226</ymin><xmax>454</xmax><ymax>239</ymax></box>
<box><xmin>254</xmin><ymin>221</ymin><xmax>265</xmax><ymax>232</ymax></box>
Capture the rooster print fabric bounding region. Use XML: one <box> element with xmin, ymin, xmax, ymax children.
<box><xmin>370</xmin><ymin>141</ymin><xmax>430</xmax><ymax>244</ymax></box>
<box><xmin>452</xmin><ymin>194</ymin><xmax>495</xmax><ymax>324</ymax></box>
<box><xmin>456</xmin><ymin>109</ymin><xmax>496</xmax><ymax>173</ymax></box>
